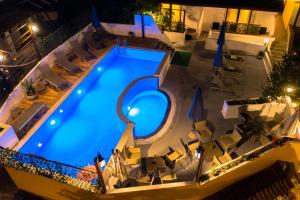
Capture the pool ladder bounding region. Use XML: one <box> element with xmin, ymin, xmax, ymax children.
<box><xmin>116</xmin><ymin>37</ymin><xmax>127</xmax><ymax>48</ymax></box>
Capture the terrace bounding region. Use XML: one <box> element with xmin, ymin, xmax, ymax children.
<box><xmin>0</xmin><ymin>8</ymin><xmax>299</xmax><ymax>200</ymax></box>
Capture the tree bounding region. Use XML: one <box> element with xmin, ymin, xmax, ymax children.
<box><xmin>262</xmin><ymin>48</ymin><xmax>300</xmax><ymax>105</ymax></box>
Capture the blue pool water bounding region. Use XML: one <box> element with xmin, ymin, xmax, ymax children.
<box><xmin>124</xmin><ymin>91</ymin><xmax>169</xmax><ymax>138</ymax></box>
<box><xmin>20</xmin><ymin>47</ymin><xmax>167</xmax><ymax>168</ymax></box>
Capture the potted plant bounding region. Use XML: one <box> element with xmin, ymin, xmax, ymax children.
<box><xmin>21</xmin><ymin>79</ymin><xmax>37</xmax><ymax>100</ymax></box>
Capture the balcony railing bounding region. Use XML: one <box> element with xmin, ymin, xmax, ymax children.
<box><xmin>0</xmin><ymin>146</ymin><xmax>102</xmax><ymax>193</ymax></box>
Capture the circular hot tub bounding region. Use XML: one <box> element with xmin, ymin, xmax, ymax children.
<box><xmin>123</xmin><ymin>90</ymin><xmax>170</xmax><ymax>138</ymax></box>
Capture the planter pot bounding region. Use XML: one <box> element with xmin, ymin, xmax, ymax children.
<box><xmin>222</xmin><ymin>98</ymin><xmax>269</xmax><ymax>119</ymax></box>
<box><xmin>26</xmin><ymin>93</ymin><xmax>37</xmax><ymax>100</ymax></box>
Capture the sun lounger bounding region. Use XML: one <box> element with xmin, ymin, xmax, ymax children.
<box><xmin>82</xmin><ymin>29</ymin><xmax>106</xmax><ymax>50</ymax></box>
<box><xmin>54</xmin><ymin>53</ymin><xmax>82</xmax><ymax>74</ymax></box>
<box><xmin>70</xmin><ymin>40</ymin><xmax>96</xmax><ymax>61</ymax></box>
<box><xmin>38</xmin><ymin>64</ymin><xmax>69</xmax><ymax>90</ymax></box>
<box><xmin>12</xmin><ymin>102</ymin><xmax>47</xmax><ymax>139</ymax></box>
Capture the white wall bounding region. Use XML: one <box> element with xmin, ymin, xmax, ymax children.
<box><xmin>182</xmin><ymin>6</ymin><xmax>203</xmax><ymax>30</ymax></box>
<box><xmin>282</xmin><ymin>0</ymin><xmax>300</xmax><ymax>29</ymax></box>
<box><xmin>252</xmin><ymin>11</ymin><xmax>277</xmax><ymax>36</ymax></box>
<box><xmin>201</xmin><ymin>7</ymin><xmax>226</xmax><ymax>32</ymax></box>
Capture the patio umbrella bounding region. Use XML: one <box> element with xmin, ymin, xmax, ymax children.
<box><xmin>282</xmin><ymin>108</ymin><xmax>300</xmax><ymax>136</ymax></box>
<box><xmin>91</xmin><ymin>5</ymin><xmax>100</xmax><ymax>30</ymax></box>
<box><xmin>213</xmin><ymin>23</ymin><xmax>226</xmax><ymax>70</ymax></box>
<box><xmin>187</xmin><ymin>87</ymin><xmax>204</xmax><ymax>123</ymax></box>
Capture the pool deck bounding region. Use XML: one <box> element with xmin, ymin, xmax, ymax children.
<box><xmin>138</xmin><ymin>39</ymin><xmax>269</xmax><ymax>179</ymax></box>
<box><xmin>7</xmin><ymin>36</ymin><xmax>269</xmax><ymax>184</ymax></box>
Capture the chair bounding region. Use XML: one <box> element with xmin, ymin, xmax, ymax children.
<box><xmin>123</xmin><ymin>146</ymin><xmax>141</xmax><ymax>165</ymax></box>
<box><xmin>194</xmin><ymin>120</ymin><xmax>213</xmax><ymax>142</ymax></box>
<box><xmin>220</xmin><ymin>129</ymin><xmax>242</xmax><ymax>151</ymax></box>
<box><xmin>12</xmin><ymin>102</ymin><xmax>47</xmax><ymax>139</ymax></box>
<box><xmin>212</xmin><ymin>151</ymin><xmax>232</xmax><ymax>166</ymax></box>
<box><xmin>69</xmin><ymin>40</ymin><xmax>97</xmax><ymax>61</ymax></box>
<box><xmin>38</xmin><ymin>64</ymin><xmax>69</xmax><ymax>90</ymax></box>
<box><xmin>181</xmin><ymin>138</ymin><xmax>200</xmax><ymax>161</ymax></box>
<box><xmin>54</xmin><ymin>53</ymin><xmax>82</xmax><ymax>74</ymax></box>
<box><xmin>166</xmin><ymin>147</ymin><xmax>183</xmax><ymax>162</ymax></box>
<box><xmin>82</xmin><ymin>29</ymin><xmax>106</xmax><ymax>50</ymax></box>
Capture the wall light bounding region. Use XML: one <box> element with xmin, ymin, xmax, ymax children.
<box><xmin>30</xmin><ymin>24</ymin><xmax>39</xmax><ymax>33</ymax></box>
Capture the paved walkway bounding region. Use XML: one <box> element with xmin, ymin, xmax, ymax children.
<box><xmin>139</xmin><ymin>39</ymin><xmax>268</xmax><ymax>177</ymax></box>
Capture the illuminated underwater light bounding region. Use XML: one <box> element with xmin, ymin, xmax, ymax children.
<box><xmin>50</xmin><ymin>120</ymin><xmax>56</xmax><ymax>126</ymax></box>
<box><xmin>37</xmin><ymin>142</ymin><xmax>43</xmax><ymax>147</ymax></box>
<box><xmin>127</xmin><ymin>106</ymin><xmax>131</xmax><ymax>111</ymax></box>
<box><xmin>129</xmin><ymin>108</ymin><xmax>140</xmax><ymax>117</ymax></box>
<box><xmin>77</xmin><ymin>89</ymin><xmax>82</xmax><ymax>94</ymax></box>
<box><xmin>97</xmin><ymin>67</ymin><xmax>102</xmax><ymax>72</ymax></box>
<box><xmin>59</xmin><ymin>109</ymin><xmax>64</xmax><ymax>113</ymax></box>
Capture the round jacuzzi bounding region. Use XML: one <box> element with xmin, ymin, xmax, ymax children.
<box><xmin>123</xmin><ymin>90</ymin><xmax>170</xmax><ymax>138</ymax></box>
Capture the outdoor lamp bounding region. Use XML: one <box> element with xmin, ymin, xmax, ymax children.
<box><xmin>97</xmin><ymin>153</ymin><xmax>106</xmax><ymax>167</ymax></box>
<box><xmin>286</xmin><ymin>87</ymin><xmax>294</xmax><ymax>93</ymax></box>
<box><xmin>263</xmin><ymin>38</ymin><xmax>269</xmax><ymax>45</ymax></box>
<box><xmin>0</xmin><ymin>54</ymin><xmax>4</xmax><ymax>62</ymax></box>
<box><xmin>292</xmin><ymin>102</ymin><xmax>297</xmax><ymax>108</ymax></box>
<box><xmin>195</xmin><ymin>146</ymin><xmax>203</xmax><ymax>159</ymax></box>
<box><xmin>30</xmin><ymin>24</ymin><xmax>39</xmax><ymax>33</ymax></box>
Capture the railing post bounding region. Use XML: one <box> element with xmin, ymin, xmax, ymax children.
<box><xmin>94</xmin><ymin>156</ymin><xmax>106</xmax><ymax>194</ymax></box>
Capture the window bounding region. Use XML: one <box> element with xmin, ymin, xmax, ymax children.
<box><xmin>160</xmin><ymin>3</ymin><xmax>185</xmax><ymax>32</ymax></box>
<box><xmin>226</xmin><ymin>9</ymin><xmax>251</xmax><ymax>24</ymax></box>
<box><xmin>226</xmin><ymin>9</ymin><xmax>238</xmax><ymax>22</ymax></box>
<box><xmin>238</xmin><ymin>10</ymin><xmax>251</xmax><ymax>23</ymax></box>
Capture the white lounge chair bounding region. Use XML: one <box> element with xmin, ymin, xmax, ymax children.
<box><xmin>69</xmin><ymin>40</ymin><xmax>96</xmax><ymax>61</ymax></box>
<box><xmin>38</xmin><ymin>64</ymin><xmax>69</xmax><ymax>90</ymax></box>
<box><xmin>12</xmin><ymin>102</ymin><xmax>47</xmax><ymax>138</ymax></box>
<box><xmin>54</xmin><ymin>53</ymin><xmax>82</xmax><ymax>74</ymax></box>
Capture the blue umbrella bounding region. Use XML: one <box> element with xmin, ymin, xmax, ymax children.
<box><xmin>91</xmin><ymin>5</ymin><xmax>100</xmax><ymax>29</ymax></box>
<box><xmin>188</xmin><ymin>87</ymin><xmax>204</xmax><ymax>123</ymax></box>
<box><xmin>213</xmin><ymin>23</ymin><xmax>226</xmax><ymax>70</ymax></box>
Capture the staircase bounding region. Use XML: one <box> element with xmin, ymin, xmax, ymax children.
<box><xmin>269</xmin><ymin>14</ymin><xmax>288</xmax><ymax>64</ymax></box>
<box><xmin>205</xmin><ymin>161</ymin><xmax>297</xmax><ymax>200</ymax></box>
<box><xmin>270</xmin><ymin>40</ymin><xmax>287</xmax><ymax>64</ymax></box>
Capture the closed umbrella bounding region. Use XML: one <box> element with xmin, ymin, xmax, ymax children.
<box><xmin>188</xmin><ymin>87</ymin><xmax>204</xmax><ymax>123</ymax></box>
<box><xmin>91</xmin><ymin>5</ymin><xmax>100</xmax><ymax>30</ymax></box>
<box><xmin>282</xmin><ymin>108</ymin><xmax>299</xmax><ymax>136</ymax></box>
<box><xmin>213</xmin><ymin>23</ymin><xmax>226</xmax><ymax>71</ymax></box>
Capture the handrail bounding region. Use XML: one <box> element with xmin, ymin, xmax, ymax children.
<box><xmin>0</xmin><ymin>146</ymin><xmax>102</xmax><ymax>193</ymax></box>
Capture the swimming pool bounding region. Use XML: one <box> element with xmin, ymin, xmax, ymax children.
<box><xmin>19</xmin><ymin>47</ymin><xmax>168</xmax><ymax>168</ymax></box>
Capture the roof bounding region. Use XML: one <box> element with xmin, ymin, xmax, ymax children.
<box><xmin>160</xmin><ymin>0</ymin><xmax>284</xmax><ymax>12</ymax></box>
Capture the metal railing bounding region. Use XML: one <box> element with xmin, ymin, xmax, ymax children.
<box><xmin>197</xmin><ymin>136</ymin><xmax>298</xmax><ymax>182</ymax></box>
<box><xmin>0</xmin><ymin>147</ymin><xmax>102</xmax><ymax>193</ymax></box>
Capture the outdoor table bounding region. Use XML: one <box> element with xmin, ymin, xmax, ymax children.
<box><xmin>141</xmin><ymin>157</ymin><xmax>166</xmax><ymax>175</ymax></box>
